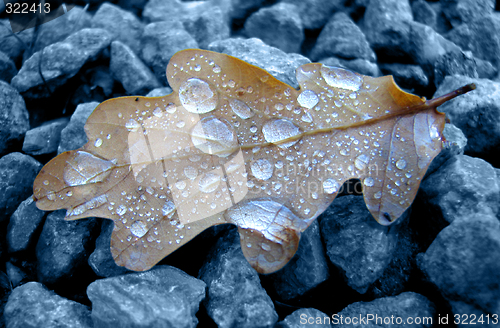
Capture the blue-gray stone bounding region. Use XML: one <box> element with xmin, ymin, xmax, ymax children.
<box><xmin>4</xmin><ymin>281</ymin><xmax>93</xmax><ymax>328</ymax></box>
<box><xmin>0</xmin><ymin>81</ymin><xmax>29</xmax><ymax>156</ymax></box>
<box><xmin>58</xmin><ymin>102</ymin><xmax>99</xmax><ymax>154</ymax></box>
<box><xmin>87</xmin><ymin>265</ymin><xmax>206</xmax><ymax>328</ymax></box>
<box><xmin>22</xmin><ymin>118</ymin><xmax>68</xmax><ymax>155</ymax></box>
<box><xmin>7</xmin><ymin>196</ymin><xmax>46</xmax><ymax>253</ymax></box>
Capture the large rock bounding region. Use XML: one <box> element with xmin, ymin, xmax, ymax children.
<box><xmin>0</xmin><ymin>153</ymin><xmax>42</xmax><ymax>222</ymax></box>
<box><xmin>11</xmin><ymin>28</ymin><xmax>111</xmax><ymax>98</ymax></box>
<box><xmin>110</xmin><ymin>41</ymin><xmax>161</xmax><ymax>95</ymax></box>
<box><xmin>441</xmin><ymin>0</ymin><xmax>495</xmax><ymax>28</ymax></box>
<box><xmin>244</xmin><ymin>3</ymin><xmax>303</xmax><ymax>54</ymax></box>
<box><xmin>22</xmin><ymin>118</ymin><xmax>68</xmax><ymax>155</ymax></box>
<box><xmin>36</xmin><ymin>210</ymin><xmax>99</xmax><ymax>286</ymax></box>
<box><xmin>7</xmin><ymin>196</ymin><xmax>46</xmax><ymax>253</ymax></box>
<box><xmin>311</xmin><ymin>12</ymin><xmax>375</xmax><ymax>62</ymax></box>
<box><xmin>282</xmin><ymin>0</ymin><xmax>342</xmax><ymax>29</ymax></box>
<box><xmin>363</xmin><ymin>0</ymin><xmax>413</xmax><ymax>60</ymax></box>
<box><xmin>433</xmin><ymin>75</ymin><xmax>500</xmax><ymax>165</ymax></box>
<box><xmin>319</xmin><ymin>195</ymin><xmax>400</xmax><ymax>294</ymax></box>
<box><xmin>208</xmin><ymin>38</ymin><xmax>310</xmax><ymax>89</ymax></box>
<box><xmin>412</xmin><ymin>0</ymin><xmax>438</xmax><ymax>31</ymax></box>
<box><xmin>31</xmin><ymin>5</ymin><xmax>92</xmax><ymax>52</ymax></box>
<box><xmin>0</xmin><ymin>81</ymin><xmax>29</xmax><ymax>156</ymax></box>
<box><xmin>446</xmin><ymin>14</ymin><xmax>500</xmax><ymax>69</ymax></box>
<box><xmin>141</xmin><ymin>21</ymin><xmax>198</xmax><ymax>86</ymax></box>
<box><xmin>58</xmin><ymin>101</ymin><xmax>99</xmax><ymax>153</ymax></box>
<box><xmin>419</xmin><ymin>155</ymin><xmax>499</xmax><ymax>224</ymax></box>
<box><xmin>379</xmin><ymin>63</ymin><xmax>428</xmax><ymax>91</ymax></box>
<box><xmin>419</xmin><ymin>213</ymin><xmax>500</xmax><ymax>320</ymax></box>
<box><xmin>199</xmin><ymin>228</ymin><xmax>278</xmax><ymax>328</ymax></box>
<box><xmin>91</xmin><ymin>2</ymin><xmax>144</xmax><ymax>55</ymax></box>
<box><xmin>87</xmin><ymin>266</ymin><xmax>206</xmax><ymax>328</ymax></box>
<box><xmin>143</xmin><ymin>0</ymin><xmax>231</xmax><ymax>24</ymax></box>
<box><xmin>4</xmin><ymin>281</ymin><xmax>93</xmax><ymax>328</ymax></box>
<box><xmin>182</xmin><ymin>6</ymin><xmax>230</xmax><ymax>49</ymax></box>
<box><xmin>268</xmin><ymin>220</ymin><xmax>329</xmax><ymax>301</ymax></box>
<box><xmin>332</xmin><ymin>292</ymin><xmax>435</xmax><ymax>327</ymax></box>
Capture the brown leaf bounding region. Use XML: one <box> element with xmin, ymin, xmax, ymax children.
<box><xmin>33</xmin><ymin>49</ymin><xmax>475</xmax><ymax>274</ymax></box>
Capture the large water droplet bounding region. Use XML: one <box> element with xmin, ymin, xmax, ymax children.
<box><xmin>125</xmin><ymin>119</ymin><xmax>141</xmax><ymax>132</ymax></box>
<box><xmin>63</xmin><ymin>151</ymin><xmax>114</xmax><ymax>186</ymax></box>
<box><xmin>191</xmin><ymin>116</ymin><xmax>238</xmax><ymax>157</ymax></box>
<box><xmin>251</xmin><ymin>158</ymin><xmax>273</xmax><ymax>180</ymax></box>
<box><xmin>184</xmin><ymin>166</ymin><xmax>198</xmax><ymax>179</ymax></box>
<box><xmin>297</xmin><ymin>90</ymin><xmax>319</xmax><ymax>109</ymax></box>
<box><xmin>229</xmin><ymin>99</ymin><xmax>254</xmax><ymax>119</ymax></box>
<box><xmin>262</xmin><ymin>119</ymin><xmax>301</xmax><ymax>148</ymax></box>
<box><xmin>323</xmin><ymin>179</ymin><xmax>340</xmax><ymax>194</ymax></box>
<box><xmin>363</xmin><ymin>177</ymin><xmax>374</xmax><ymax>187</ymax></box>
<box><xmin>395</xmin><ymin>159</ymin><xmax>407</xmax><ymax>170</ymax></box>
<box><xmin>354</xmin><ymin>154</ymin><xmax>369</xmax><ymax>170</ymax></box>
<box><xmin>320</xmin><ymin>65</ymin><xmax>362</xmax><ymax>91</ymax></box>
<box><xmin>179</xmin><ymin>78</ymin><xmax>218</xmax><ymax>114</ymax></box>
<box><xmin>198</xmin><ymin>172</ymin><xmax>221</xmax><ymax>193</ymax></box>
<box><xmin>130</xmin><ymin>220</ymin><xmax>148</xmax><ymax>238</ymax></box>
<box><xmin>162</xmin><ymin>200</ymin><xmax>176</xmax><ymax>216</ymax></box>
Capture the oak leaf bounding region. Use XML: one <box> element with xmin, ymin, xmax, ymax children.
<box><xmin>33</xmin><ymin>49</ymin><xmax>474</xmax><ymax>273</ymax></box>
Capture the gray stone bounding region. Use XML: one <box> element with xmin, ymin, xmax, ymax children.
<box><xmin>433</xmin><ymin>50</ymin><xmax>478</xmax><ymax>86</ymax></box>
<box><xmin>145</xmin><ymin>87</ymin><xmax>173</xmax><ymax>97</ymax></box>
<box><xmin>420</xmin><ymin>155</ymin><xmax>499</xmax><ymax>224</ymax></box>
<box><xmin>0</xmin><ymin>50</ymin><xmax>17</xmax><ymax>82</ymax></box>
<box><xmin>91</xmin><ymin>2</ymin><xmax>144</xmax><ymax>55</ymax></box>
<box><xmin>282</xmin><ymin>0</ymin><xmax>343</xmax><ymax>29</ymax></box>
<box><xmin>11</xmin><ymin>28</ymin><xmax>111</xmax><ymax>98</ymax></box>
<box><xmin>88</xmin><ymin>219</ymin><xmax>130</xmax><ymax>277</ymax></box>
<box><xmin>475</xmin><ymin>57</ymin><xmax>498</xmax><ymax>80</ymax></box>
<box><xmin>419</xmin><ymin>212</ymin><xmax>500</xmax><ymax>316</ymax></box>
<box><xmin>208</xmin><ymin>38</ymin><xmax>310</xmax><ymax>89</ymax></box>
<box><xmin>0</xmin><ymin>81</ymin><xmax>29</xmax><ymax>156</ymax></box>
<box><xmin>379</xmin><ymin>63</ymin><xmax>428</xmax><ymax>91</ymax></box>
<box><xmin>277</xmin><ymin>308</ymin><xmax>332</xmax><ymax>328</ymax></box>
<box><xmin>141</xmin><ymin>21</ymin><xmax>198</xmax><ymax>86</ymax></box>
<box><xmin>199</xmin><ymin>228</ymin><xmax>278</xmax><ymax>328</ymax></box>
<box><xmin>110</xmin><ymin>41</ymin><xmax>161</xmax><ymax>95</ymax></box>
<box><xmin>332</xmin><ymin>292</ymin><xmax>435</xmax><ymax>328</ymax></box>
<box><xmin>5</xmin><ymin>262</ymin><xmax>26</xmax><ymax>288</ymax></box>
<box><xmin>442</xmin><ymin>0</ymin><xmax>495</xmax><ymax>28</ymax></box>
<box><xmin>31</xmin><ymin>6</ymin><xmax>92</xmax><ymax>53</ymax></box>
<box><xmin>0</xmin><ymin>19</ymin><xmax>34</xmax><ymax>63</ymax></box>
<box><xmin>36</xmin><ymin>210</ymin><xmax>99</xmax><ymax>286</ymax></box>
<box><xmin>4</xmin><ymin>282</ymin><xmax>93</xmax><ymax>328</ymax></box>
<box><xmin>183</xmin><ymin>6</ymin><xmax>230</xmax><ymax>49</ymax></box>
<box><xmin>244</xmin><ymin>3</ymin><xmax>304</xmax><ymax>54</ymax></box>
<box><xmin>363</xmin><ymin>0</ymin><xmax>413</xmax><ymax>60</ymax></box>
<box><xmin>87</xmin><ymin>265</ymin><xmax>206</xmax><ymax>328</ymax></box>
<box><xmin>0</xmin><ymin>153</ymin><xmax>42</xmax><ymax>222</ymax></box>
<box><xmin>319</xmin><ymin>195</ymin><xmax>400</xmax><ymax>294</ymax></box>
<box><xmin>446</xmin><ymin>14</ymin><xmax>500</xmax><ymax>69</ymax></box>
<box><xmin>311</xmin><ymin>12</ymin><xmax>375</xmax><ymax>62</ymax></box>
<box><xmin>228</xmin><ymin>0</ymin><xmax>266</xmax><ymax>20</ymax></box>
<box><xmin>268</xmin><ymin>220</ymin><xmax>329</xmax><ymax>301</ymax></box>
<box><xmin>407</xmin><ymin>21</ymin><xmax>461</xmax><ymax>68</ymax></box>
<box><xmin>433</xmin><ymin>75</ymin><xmax>500</xmax><ymax>165</ymax></box>
<box><xmin>22</xmin><ymin>118</ymin><xmax>68</xmax><ymax>155</ymax></box>
<box><xmin>58</xmin><ymin>102</ymin><xmax>99</xmax><ymax>153</ymax></box>
<box><xmin>7</xmin><ymin>196</ymin><xmax>46</xmax><ymax>253</ymax></box>
<box><xmin>412</xmin><ymin>0</ymin><xmax>438</xmax><ymax>30</ymax></box>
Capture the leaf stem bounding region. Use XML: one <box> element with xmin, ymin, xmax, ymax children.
<box><xmin>425</xmin><ymin>83</ymin><xmax>476</xmax><ymax>109</ymax></box>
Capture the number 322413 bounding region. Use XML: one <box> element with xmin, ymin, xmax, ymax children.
<box><xmin>5</xmin><ymin>2</ymin><xmax>50</xmax><ymax>14</ymax></box>
<box><xmin>455</xmin><ymin>314</ymin><xmax>498</xmax><ymax>325</ymax></box>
